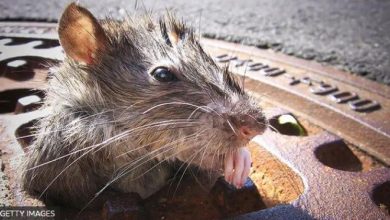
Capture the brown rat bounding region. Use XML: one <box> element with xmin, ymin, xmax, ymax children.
<box><xmin>21</xmin><ymin>3</ymin><xmax>267</xmax><ymax>209</ymax></box>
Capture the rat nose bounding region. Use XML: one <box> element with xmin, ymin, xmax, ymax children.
<box><xmin>230</xmin><ymin>114</ymin><xmax>267</xmax><ymax>140</ymax></box>
<box><xmin>239</xmin><ymin>125</ymin><xmax>259</xmax><ymax>140</ymax></box>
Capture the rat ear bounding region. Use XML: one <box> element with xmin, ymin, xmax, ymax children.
<box><xmin>58</xmin><ymin>3</ymin><xmax>108</xmax><ymax>64</ymax></box>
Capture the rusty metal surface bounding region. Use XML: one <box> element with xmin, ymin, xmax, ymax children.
<box><xmin>235</xmin><ymin>110</ymin><xmax>390</xmax><ymax>219</ymax></box>
<box><xmin>0</xmin><ymin>21</ymin><xmax>389</xmax><ymax>220</ymax></box>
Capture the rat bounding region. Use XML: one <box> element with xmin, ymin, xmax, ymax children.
<box><xmin>21</xmin><ymin>2</ymin><xmax>267</xmax><ymax>209</ymax></box>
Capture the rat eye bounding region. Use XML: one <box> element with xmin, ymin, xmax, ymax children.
<box><xmin>151</xmin><ymin>67</ymin><xmax>178</xmax><ymax>82</ymax></box>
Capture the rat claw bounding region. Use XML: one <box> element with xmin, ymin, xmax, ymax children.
<box><xmin>224</xmin><ymin>151</ymin><xmax>234</xmax><ymax>183</ymax></box>
<box><xmin>241</xmin><ymin>149</ymin><xmax>252</xmax><ymax>187</ymax></box>
<box><xmin>232</xmin><ymin>148</ymin><xmax>245</xmax><ymax>188</ymax></box>
<box><xmin>224</xmin><ymin>147</ymin><xmax>252</xmax><ymax>188</ymax></box>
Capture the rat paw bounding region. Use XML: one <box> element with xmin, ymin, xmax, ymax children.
<box><xmin>224</xmin><ymin>147</ymin><xmax>252</xmax><ymax>188</ymax></box>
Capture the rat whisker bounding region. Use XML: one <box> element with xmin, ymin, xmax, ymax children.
<box><xmin>172</xmin><ymin>144</ymin><xmax>206</xmax><ymax>197</ymax></box>
<box><xmin>142</xmin><ymin>101</ymin><xmax>210</xmax><ymax>115</ymax></box>
<box><xmin>208</xmin><ymin>143</ymin><xmax>221</xmax><ymax>180</ymax></box>
<box><xmin>140</xmin><ymin>101</ymin><xmax>224</xmax><ymax>120</ymax></box>
<box><xmin>41</xmin><ymin>125</ymin><xmax>204</xmax><ymax>201</ymax></box>
<box><xmin>129</xmin><ymin>132</ymin><xmax>207</xmax><ymax>182</ymax></box>
<box><xmin>113</xmin><ymin>128</ymin><xmax>207</xmax><ymax>175</ymax></box>
<box><xmin>245</xmin><ymin>113</ymin><xmax>280</xmax><ymax>134</ymax></box>
<box><xmin>16</xmin><ymin>109</ymin><xmax>114</xmax><ymax>140</ymax></box>
<box><xmin>186</xmin><ymin>105</ymin><xmax>211</xmax><ymax>120</ymax></box>
<box><xmin>83</xmin><ymin>130</ymin><xmax>208</xmax><ymax>210</ymax></box>
<box><xmin>38</xmin><ymin>145</ymin><xmax>95</xmax><ymax>199</ymax></box>
<box><xmin>226</xmin><ymin>119</ymin><xmax>238</xmax><ymax>135</ymax></box>
<box><xmin>198</xmin><ymin>137</ymin><xmax>213</xmax><ymax>169</ymax></box>
<box><xmin>167</xmin><ymin>129</ymin><xmax>209</xmax><ymax>193</ymax></box>
<box><xmin>27</xmin><ymin>120</ymin><xmax>202</xmax><ymax>171</ymax></box>
<box><xmin>114</xmin><ymin>129</ymin><xmax>208</xmax><ymax>179</ymax></box>
<box><xmin>115</xmin><ymin>129</ymin><xmax>204</xmax><ymax>158</ymax></box>
<box><xmin>87</xmin><ymin>121</ymin><xmax>202</xmax><ymax>156</ymax></box>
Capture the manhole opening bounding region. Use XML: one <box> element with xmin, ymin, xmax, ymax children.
<box><xmin>0</xmin><ymin>36</ymin><xmax>59</xmax><ymax>48</ymax></box>
<box><xmin>314</xmin><ymin>140</ymin><xmax>362</xmax><ymax>172</ymax></box>
<box><xmin>0</xmin><ymin>89</ymin><xmax>44</xmax><ymax>113</ymax></box>
<box><xmin>141</xmin><ymin>142</ymin><xmax>304</xmax><ymax>219</ymax></box>
<box><xmin>0</xmin><ymin>56</ymin><xmax>55</xmax><ymax>81</ymax></box>
<box><xmin>268</xmin><ymin>114</ymin><xmax>307</xmax><ymax>136</ymax></box>
<box><xmin>372</xmin><ymin>181</ymin><xmax>390</xmax><ymax>216</ymax></box>
<box><xmin>248</xmin><ymin>142</ymin><xmax>304</xmax><ymax>207</ymax></box>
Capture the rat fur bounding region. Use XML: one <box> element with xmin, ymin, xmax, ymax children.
<box><xmin>21</xmin><ymin>3</ymin><xmax>267</xmax><ymax>209</ymax></box>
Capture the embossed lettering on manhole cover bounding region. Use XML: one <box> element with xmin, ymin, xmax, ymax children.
<box><xmin>0</xmin><ymin>22</ymin><xmax>389</xmax><ymax>220</ymax></box>
<box><xmin>203</xmin><ymin>39</ymin><xmax>390</xmax><ymax>166</ymax></box>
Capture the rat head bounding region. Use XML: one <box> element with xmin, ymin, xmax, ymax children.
<box><xmin>56</xmin><ymin>3</ymin><xmax>267</xmax><ymax>167</ymax></box>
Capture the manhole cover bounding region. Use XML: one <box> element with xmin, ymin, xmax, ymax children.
<box><xmin>0</xmin><ymin>21</ymin><xmax>389</xmax><ymax>219</ymax></box>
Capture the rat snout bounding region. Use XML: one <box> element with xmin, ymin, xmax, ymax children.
<box><xmin>229</xmin><ymin>114</ymin><xmax>267</xmax><ymax>141</ymax></box>
<box><xmin>239</xmin><ymin>125</ymin><xmax>260</xmax><ymax>140</ymax></box>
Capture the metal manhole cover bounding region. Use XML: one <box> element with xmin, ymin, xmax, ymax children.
<box><xmin>0</xmin><ymin>21</ymin><xmax>389</xmax><ymax>220</ymax></box>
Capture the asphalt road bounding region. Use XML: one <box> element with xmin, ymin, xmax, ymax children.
<box><xmin>1</xmin><ymin>0</ymin><xmax>389</xmax><ymax>85</ymax></box>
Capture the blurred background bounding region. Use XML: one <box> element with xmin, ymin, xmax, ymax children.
<box><xmin>0</xmin><ymin>0</ymin><xmax>389</xmax><ymax>85</ymax></box>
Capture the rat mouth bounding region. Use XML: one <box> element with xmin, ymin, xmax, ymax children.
<box><xmin>223</xmin><ymin>134</ymin><xmax>252</xmax><ymax>151</ymax></box>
